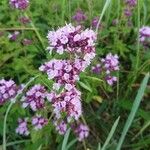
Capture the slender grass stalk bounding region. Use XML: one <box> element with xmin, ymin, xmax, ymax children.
<box><xmin>24</xmin><ymin>13</ymin><xmax>45</xmax><ymax>50</ymax></box>
<box><xmin>96</xmin><ymin>0</ymin><xmax>111</xmax><ymax>34</ymax></box>
<box><xmin>101</xmin><ymin>116</ymin><xmax>120</xmax><ymax>150</ymax></box>
<box><xmin>132</xmin><ymin>120</ymin><xmax>150</xmax><ymax>141</ymax></box>
<box><xmin>3</xmin><ymin>76</ymin><xmax>39</xmax><ymax>150</ymax></box>
<box><xmin>6</xmin><ymin>140</ymin><xmax>30</xmax><ymax>147</ymax></box>
<box><xmin>61</xmin><ymin>0</ymin><xmax>66</xmax><ymax>25</ymax></box>
<box><xmin>116</xmin><ymin>73</ymin><xmax>149</xmax><ymax>150</ymax></box>
<box><xmin>97</xmin><ymin>143</ymin><xmax>101</xmax><ymax>150</ymax></box>
<box><xmin>135</xmin><ymin>0</ymin><xmax>141</xmax><ymax>71</ymax></box>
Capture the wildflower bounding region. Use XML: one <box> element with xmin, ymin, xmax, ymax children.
<box><xmin>16</xmin><ymin>118</ymin><xmax>29</xmax><ymax>136</ymax></box>
<box><xmin>9</xmin><ymin>0</ymin><xmax>29</xmax><ymax>10</ymax></box>
<box><xmin>19</xmin><ymin>17</ymin><xmax>30</xmax><ymax>24</ymax></box>
<box><xmin>139</xmin><ymin>26</ymin><xmax>150</xmax><ymax>42</ymax></box>
<box><xmin>91</xmin><ymin>17</ymin><xmax>101</xmax><ymax>29</ymax></box>
<box><xmin>125</xmin><ymin>0</ymin><xmax>137</xmax><ymax>7</ymax></box>
<box><xmin>22</xmin><ymin>38</ymin><xmax>32</xmax><ymax>46</ymax></box>
<box><xmin>8</xmin><ymin>31</ymin><xmax>19</xmax><ymax>41</ymax></box>
<box><xmin>91</xmin><ymin>64</ymin><xmax>101</xmax><ymax>74</ymax></box>
<box><xmin>54</xmin><ymin>120</ymin><xmax>67</xmax><ymax>135</ymax></box>
<box><xmin>22</xmin><ymin>84</ymin><xmax>47</xmax><ymax>111</ymax></box>
<box><xmin>124</xmin><ymin>9</ymin><xmax>132</xmax><ymax>17</ymax></box>
<box><xmin>50</xmin><ymin>88</ymin><xmax>82</xmax><ymax>121</ymax></box>
<box><xmin>105</xmin><ymin>75</ymin><xmax>117</xmax><ymax>86</ymax></box>
<box><xmin>32</xmin><ymin>115</ymin><xmax>48</xmax><ymax>130</ymax></box>
<box><xmin>74</xmin><ymin>124</ymin><xmax>89</xmax><ymax>141</ymax></box>
<box><xmin>46</xmin><ymin>24</ymin><xmax>96</xmax><ymax>58</ymax></box>
<box><xmin>0</xmin><ymin>79</ymin><xmax>18</xmax><ymax>105</ymax></box>
<box><xmin>72</xmin><ymin>10</ymin><xmax>87</xmax><ymax>24</ymax></box>
<box><xmin>101</xmin><ymin>53</ymin><xmax>119</xmax><ymax>74</ymax></box>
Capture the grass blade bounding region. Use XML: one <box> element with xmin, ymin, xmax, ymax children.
<box><xmin>97</xmin><ymin>143</ymin><xmax>101</xmax><ymax>150</ymax></box>
<box><xmin>101</xmin><ymin>116</ymin><xmax>120</xmax><ymax>150</ymax></box>
<box><xmin>61</xmin><ymin>128</ymin><xmax>71</xmax><ymax>150</ymax></box>
<box><xmin>116</xmin><ymin>73</ymin><xmax>149</xmax><ymax>150</ymax></box>
<box><xmin>66</xmin><ymin>139</ymin><xmax>77</xmax><ymax>150</ymax></box>
<box><xmin>96</xmin><ymin>0</ymin><xmax>111</xmax><ymax>34</ymax></box>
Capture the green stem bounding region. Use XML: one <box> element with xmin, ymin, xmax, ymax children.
<box><xmin>135</xmin><ymin>0</ymin><xmax>140</xmax><ymax>71</ymax></box>
<box><xmin>24</xmin><ymin>13</ymin><xmax>45</xmax><ymax>50</ymax></box>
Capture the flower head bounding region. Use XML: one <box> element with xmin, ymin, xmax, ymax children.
<box><xmin>16</xmin><ymin>118</ymin><xmax>29</xmax><ymax>136</ymax></box>
<box><xmin>32</xmin><ymin>115</ymin><xmax>48</xmax><ymax>130</ymax></box>
<box><xmin>72</xmin><ymin>10</ymin><xmax>87</xmax><ymax>23</ymax></box>
<box><xmin>0</xmin><ymin>79</ymin><xmax>18</xmax><ymax>105</ymax></box>
<box><xmin>9</xmin><ymin>0</ymin><xmax>29</xmax><ymax>10</ymax></box>
<box><xmin>139</xmin><ymin>26</ymin><xmax>150</xmax><ymax>42</ymax></box>
<box><xmin>74</xmin><ymin>124</ymin><xmax>89</xmax><ymax>141</ymax></box>
<box><xmin>54</xmin><ymin>120</ymin><xmax>67</xmax><ymax>135</ymax></box>
<box><xmin>8</xmin><ymin>31</ymin><xmax>19</xmax><ymax>41</ymax></box>
<box><xmin>22</xmin><ymin>84</ymin><xmax>47</xmax><ymax>111</ymax></box>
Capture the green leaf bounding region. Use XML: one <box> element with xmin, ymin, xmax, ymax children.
<box><xmin>116</xmin><ymin>73</ymin><xmax>149</xmax><ymax>150</ymax></box>
<box><xmin>78</xmin><ymin>81</ymin><xmax>92</xmax><ymax>92</ymax></box>
<box><xmin>61</xmin><ymin>128</ymin><xmax>71</xmax><ymax>150</ymax></box>
<box><xmin>101</xmin><ymin>116</ymin><xmax>120</xmax><ymax>150</ymax></box>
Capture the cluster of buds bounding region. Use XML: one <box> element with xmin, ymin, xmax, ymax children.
<box><xmin>39</xmin><ymin>24</ymin><xmax>96</xmax><ymax>140</ymax></box>
<box><xmin>0</xmin><ymin>79</ymin><xmax>18</xmax><ymax>105</ymax></box>
<box><xmin>92</xmin><ymin>53</ymin><xmax>119</xmax><ymax>86</ymax></box>
<box><xmin>9</xmin><ymin>0</ymin><xmax>29</xmax><ymax>10</ymax></box>
<box><xmin>72</xmin><ymin>10</ymin><xmax>87</xmax><ymax>24</ymax></box>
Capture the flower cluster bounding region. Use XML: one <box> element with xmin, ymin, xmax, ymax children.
<box><xmin>40</xmin><ymin>24</ymin><xmax>96</xmax><ymax>140</ymax></box>
<box><xmin>72</xmin><ymin>10</ymin><xmax>87</xmax><ymax>24</ymax></box>
<box><xmin>32</xmin><ymin>115</ymin><xmax>48</xmax><ymax>130</ymax></box>
<box><xmin>47</xmin><ymin>23</ymin><xmax>96</xmax><ymax>57</ymax></box>
<box><xmin>22</xmin><ymin>84</ymin><xmax>47</xmax><ymax>111</ymax></box>
<box><xmin>16</xmin><ymin>118</ymin><xmax>29</xmax><ymax>136</ymax></box>
<box><xmin>125</xmin><ymin>0</ymin><xmax>137</xmax><ymax>7</ymax></box>
<box><xmin>124</xmin><ymin>0</ymin><xmax>137</xmax><ymax>26</ymax></box>
<box><xmin>139</xmin><ymin>26</ymin><xmax>150</xmax><ymax>45</ymax></box>
<box><xmin>9</xmin><ymin>0</ymin><xmax>29</xmax><ymax>10</ymax></box>
<box><xmin>74</xmin><ymin>124</ymin><xmax>89</xmax><ymax>141</ymax></box>
<box><xmin>54</xmin><ymin>120</ymin><xmax>67</xmax><ymax>135</ymax></box>
<box><xmin>0</xmin><ymin>79</ymin><xmax>18</xmax><ymax>105</ymax></box>
<box><xmin>8</xmin><ymin>31</ymin><xmax>20</xmax><ymax>41</ymax></box>
<box><xmin>92</xmin><ymin>53</ymin><xmax>119</xmax><ymax>86</ymax></box>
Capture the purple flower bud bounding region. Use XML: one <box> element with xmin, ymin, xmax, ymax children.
<box><xmin>125</xmin><ymin>0</ymin><xmax>137</xmax><ymax>7</ymax></box>
<box><xmin>9</xmin><ymin>0</ymin><xmax>29</xmax><ymax>10</ymax></box>
<box><xmin>124</xmin><ymin>9</ymin><xmax>132</xmax><ymax>17</ymax></box>
<box><xmin>91</xmin><ymin>64</ymin><xmax>101</xmax><ymax>74</ymax></box>
<box><xmin>91</xmin><ymin>17</ymin><xmax>101</xmax><ymax>29</ymax></box>
<box><xmin>72</xmin><ymin>10</ymin><xmax>87</xmax><ymax>23</ymax></box>
<box><xmin>22</xmin><ymin>38</ymin><xmax>32</xmax><ymax>46</ymax></box>
<box><xmin>8</xmin><ymin>31</ymin><xmax>19</xmax><ymax>41</ymax></box>
<box><xmin>19</xmin><ymin>17</ymin><xmax>30</xmax><ymax>24</ymax></box>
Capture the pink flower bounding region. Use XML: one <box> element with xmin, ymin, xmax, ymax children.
<box><xmin>22</xmin><ymin>84</ymin><xmax>47</xmax><ymax>111</ymax></box>
<box><xmin>9</xmin><ymin>0</ymin><xmax>29</xmax><ymax>10</ymax></box>
<box><xmin>72</xmin><ymin>10</ymin><xmax>87</xmax><ymax>23</ymax></box>
<box><xmin>54</xmin><ymin>120</ymin><xmax>67</xmax><ymax>135</ymax></box>
<box><xmin>16</xmin><ymin>118</ymin><xmax>29</xmax><ymax>136</ymax></box>
<box><xmin>32</xmin><ymin>115</ymin><xmax>48</xmax><ymax>130</ymax></box>
<box><xmin>0</xmin><ymin>79</ymin><xmax>18</xmax><ymax>105</ymax></box>
<box><xmin>8</xmin><ymin>31</ymin><xmax>19</xmax><ymax>41</ymax></box>
<box><xmin>74</xmin><ymin>124</ymin><xmax>89</xmax><ymax>141</ymax></box>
